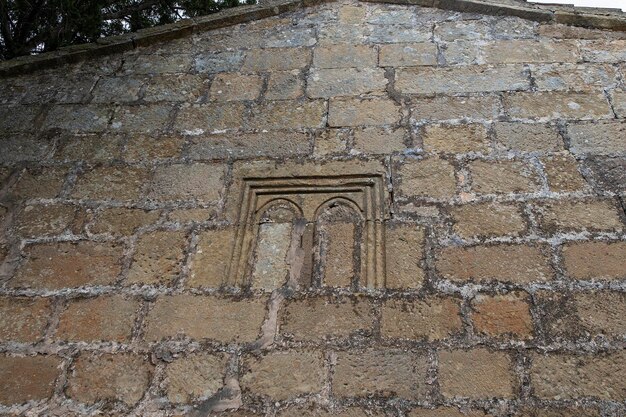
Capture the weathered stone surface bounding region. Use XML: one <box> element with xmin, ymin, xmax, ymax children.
<box><xmin>531</xmin><ymin>351</ymin><xmax>626</xmax><ymax>400</ymax></box>
<box><xmin>13</xmin><ymin>204</ymin><xmax>77</xmax><ymax>238</ymax></box>
<box><xmin>396</xmin><ymin>157</ymin><xmax>457</xmax><ymax>200</ymax></box>
<box><xmin>333</xmin><ymin>349</ymin><xmax>429</xmax><ymax>399</ymax></box>
<box><xmin>442</xmin><ymin>40</ymin><xmax>482</xmax><ymax>65</ymax></box>
<box><xmin>0</xmin><ymin>297</ymin><xmax>52</xmax><ymax>342</ymax></box>
<box><xmin>0</xmin><ymin>105</ymin><xmax>40</xmax><ymax>132</ymax></box>
<box><xmin>381</xmin><ymin>298</ymin><xmax>462</xmax><ymax>341</ymax></box>
<box><xmin>379</xmin><ymin>43</ymin><xmax>437</xmax><ymax>67</ymax></box>
<box><xmin>175</xmin><ymin>102</ymin><xmax>246</xmax><ymax>134</ymax></box>
<box><xmin>188</xmin><ymin>228</ymin><xmax>234</xmax><ymax>288</ymax></box>
<box><xmin>0</xmin><ymin>135</ymin><xmax>54</xmax><ymax>164</ymax></box>
<box><xmin>54</xmin><ymin>133</ymin><xmax>123</xmax><ymax>162</ymax></box>
<box><xmin>248</xmin><ymin>100</ymin><xmax>326</xmax><ymax>129</ymax></box>
<box><xmin>584</xmin><ymin>156</ymin><xmax>626</xmax><ymax>193</ymax></box>
<box><xmin>329</xmin><ymin>97</ymin><xmax>400</xmax><ymax>127</ymax></box>
<box><xmin>281</xmin><ymin>297</ymin><xmax>373</xmax><ymax>340</ymax></box>
<box><xmin>396</xmin><ymin>65</ymin><xmax>530</xmax><ymax>95</ymax></box>
<box><xmin>531</xmin><ymin>63</ymin><xmax>618</xmax><ymax>91</ymax></box>
<box><xmin>539</xmin><ymin>291</ymin><xmax>626</xmax><ymax>340</ymax></box>
<box><xmin>111</xmin><ymin>104</ymin><xmax>173</xmax><ymax>133</ymax></box>
<box><xmin>439</xmin><ymin>349</ymin><xmax>515</xmax><ymax>399</ymax></box>
<box><xmin>121</xmin><ymin>131</ymin><xmax>180</xmax><ymax>161</ymax></box>
<box><xmin>12</xmin><ymin>242</ymin><xmax>123</xmax><ymax>289</ymax></box>
<box><xmin>352</xmin><ymin>126</ymin><xmax>405</xmax><ymax>154</ymax></box>
<box><xmin>252</xmin><ymin>222</ymin><xmax>292</xmax><ymax>291</ymax></box>
<box><xmin>185</xmin><ymin>131</ymin><xmax>311</xmax><ymax>160</ymax></box>
<box><xmin>482</xmin><ymin>40</ymin><xmax>579</xmax><ymax>64</ymax></box>
<box><xmin>143</xmin><ymin>74</ymin><xmax>207</xmax><ymax>102</ymax></box>
<box><xmin>278</xmin><ymin>406</ymin><xmax>375</xmax><ymax>417</ymax></box>
<box><xmin>562</xmin><ymin>241</ymin><xmax>626</xmax><ymax>281</ymax></box>
<box><xmin>144</xmin><ymin>295</ymin><xmax>267</xmax><ymax>343</ymax></box>
<box><xmin>567</xmin><ymin>121</ymin><xmax>626</xmax><ymax>155</ymax></box>
<box><xmin>165</xmin><ymin>353</ymin><xmax>228</xmax><ymax>404</ymax></box>
<box><xmin>580</xmin><ymin>40</ymin><xmax>626</xmax><ymax>63</ymax></box>
<box><xmin>435</xmin><ymin>20</ymin><xmax>491</xmax><ymax>41</ymax></box>
<box><xmin>450</xmin><ymin>202</ymin><xmax>526</xmax><ymax>238</ymax></box>
<box><xmin>493</xmin><ymin>122</ymin><xmax>563</xmax><ymax>152</ymax></box>
<box><xmin>313</xmin><ymin>44</ymin><xmax>377</xmax><ymax>68</ymax></box>
<box><xmin>194</xmin><ymin>51</ymin><xmax>245</xmax><ymax>73</ymax></box>
<box><xmin>91</xmin><ymin>76</ymin><xmax>146</xmax><ymax>103</ymax></box>
<box><xmin>504</xmin><ymin>92</ymin><xmax>612</xmax><ymax>121</ymax></box>
<box><xmin>266</xmin><ymin>71</ymin><xmax>304</xmax><ymax>100</ymax></box>
<box><xmin>411</xmin><ymin>95</ymin><xmax>501</xmax><ymax>122</ymax></box>
<box><xmin>209</xmin><ymin>73</ymin><xmax>263</xmax><ymax>101</ymax></box>
<box><xmin>368</xmin><ymin>25</ymin><xmax>431</xmax><ymax>44</ymax></box>
<box><xmin>436</xmin><ymin>244</ymin><xmax>552</xmax><ymax>283</ymax></box>
<box><xmin>471</xmin><ymin>293</ymin><xmax>533</xmax><ymax>338</ymax></box>
<box><xmin>124</xmin><ymin>53</ymin><xmax>193</xmax><ymax>74</ymax></box>
<box><xmin>68</xmin><ymin>354</ymin><xmax>153</xmax><ymax>406</ymax></box>
<box><xmin>307</xmin><ymin>68</ymin><xmax>387</xmax><ymax>98</ymax></box>
<box><xmin>385</xmin><ymin>222</ymin><xmax>426</xmax><ymax>289</ymax></box>
<box><xmin>72</xmin><ymin>166</ymin><xmax>150</xmax><ymax>201</ymax></box>
<box><xmin>10</xmin><ymin>167</ymin><xmax>67</xmax><ymax>199</ymax></box>
<box><xmin>542</xmin><ymin>155</ymin><xmax>587</xmax><ymax>192</ymax></box>
<box><xmin>536</xmin><ymin>199</ymin><xmax>623</xmax><ymax>234</ymax></box>
<box><xmin>90</xmin><ymin>208</ymin><xmax>161</xmax><ymax>236</ymax></box>
<box><xmin>241</xmin><ymin>351</ymin><xmax>325</xmax><ymax>400</ymax></box>
<box><xmin>612</xmin><ymin>89</ymin><xmax>626</xmax><ymax>118</ymax></box>
<box><xmin>408</xmin><ymin>408</ymin><xmax>490</xmax><ymax>417</ymax></box>
<box><xmin>422</xmin><ymin>123</ymin><xmax>489</xmax><ymax>154</ymax></box>
<box><xmin>56</xmin><ymin>295</ymin><xmax>139</xmax><ymax>342</ymax></box>
<box><xmin>44</xmin><ymin>105</ymin><xmax>112</xmax><ymax>132</ymax></box>
<box><xmin>314</xmin><ymin>128</ymin><xmax>349</xmax><ymax>156</ymax></box>
<box><xmin>469</xmin><ymin>160</ymin><xmax>540</xmax><ymax>195</ymax></box>
<box><xmin>242</xmin><ymin>48</ymin><xmax>311</xmax><ymax>71</ymax></box>
<box><xmin>0</xmin><ymin>355</ymin><xmax>61</xmax><ymax>405</ymax></box>
<box><xmin>127</xmin><ymin>230</ymin><xmax>188</xmax><ymax>285</ymax></box>
<box><xmin>148</xmin><ymin>163</ymin><xmax>224</xmax><ymax>203</ymax></box>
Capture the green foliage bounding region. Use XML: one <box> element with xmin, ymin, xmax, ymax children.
<box><xmin>0</xmin><ymin>0</ymin><xmax>254</xmax><ymax>60</ymax></box>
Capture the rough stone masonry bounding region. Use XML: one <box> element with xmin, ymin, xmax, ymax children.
<box><xmin>0</xmin><ymin>0</ymin><xmax>625</xmax><ymax>415</ymax></box>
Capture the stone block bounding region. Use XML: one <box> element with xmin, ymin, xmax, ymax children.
<box><xmin>422</xmin><ymin>123</ymin><xmax>489</xmax><ymax>154</ymax></box>
<box><xmin>307</xmin><ymin>68</ymin><xmax>387</xmax><ymax>98</ymax></box>
<box><xmin>567</xmin><ymin>121</ymin><xmax>626</xmax><ymax>155</ymax></box>
<box><xmin>536</xmin><ymin>199</ymin><xmax>623</xmax><ymax>234</ymax></box>
<box><xmin>379</xmin><ymin>43</ymin><xmax>437</xmax><ymax>67</ymax></box>
<box><xmin>333</xmin><ymin>349</ymin><xmax>429</xmax><ymax>399</ymax></box>
<box><xmin>493</xmin><ymin>122</ymin><xmax>563</xmax><ymax>153</ymax></box>
<box><xmin>12</xmin><ymin>242</ymin><xmax>123</xmax><ymax>289</ymax></box>
<box><xmin>449</xmin><ymin>202</ymin><xmax>526</xmax><ymax>238</ymax></box>
<box><xmin>385</xmin><ymin>222</ymin><xmax>426</xmax><ymax>289</ymax></box>
<box><xmin>144</xmin><ymin>295</ymin><xmax>267</xmax><ymax>343</ymax></box>
<box><xmin>165</xmin><ymin>353</ymin><xmax>228</xmax><ymax>404</ymax></box>
<box><xmin>313</xmin><ymin>44</ymin><xmax>377</xmax><ymax>68</ymax></box>
<box><xmin>0</xmin><ymin>355</ymin><xmax>61</xmax><ymax>405</ymax></box>
<box><xmin>531</xmin><ymin>351</ymin><xmax>626</xmax><ymax>400</ymax></box>
<box><xmin>67</xmin><ymin>353</ymin><xmax>153</xmax><ymax>406</ymax></box>
<box><xmin>469</xmin><ymin>160</ymin><xmax>540</xmax><ymax>195</ymax></box>
<box><xmin>471</xmin><ymin>292</ymin><xmax>533</xmax><ymax>338</ymax></box>
<box><xmin>72</xmin><ymin>166</ymin><xmax>151</xmax><ymax>201</ymax></box>
<box><xmin>148</xmin><ymin>163</ymin><xmax>225</xmax><ymax>203</ymax></box>
<box><xmin>329</xmin><ymin>97</ymin><xmax>400</xmax><ymax>127</ymax></box>
<box><xmin>436</xmin><ymin>244</ymin><xmax>552</xmax><ymax>283</ymax></box>
<box><xmin>56</xmin><ymin>295</ymin><xmax>139</xmax><ymax>342</ymax></box>
<box><xmin>504</xmin><ymin>92</ymin><xmax>612</xmax><ymax>121</ymax></box>
<box><xmin>0</xmin><ymin>297</ymin><xmax>52</xmax><ymax>342</ymax></box>
<box><xmin>281</xmin><ymin>297</ymin><xmax>373</xmax><ymax>340</ymax></box>
<box><xmin>396</xmin><ymin>65</ymin><xmax>530</xmax><ymax>95</ymax></box>
<box><xmin>209</xmin><ymin>73</ymin><xmax>263</xmax><ymax>101</ymax></box>
<box><xmin>396</xmin><ymin>157</ymin><xmax>457</xmax><ymax>200</ymax></box>
<box><xmin>562</xmin><ymin>241</ymin><xmax>626</xmax><ymax>281</ymax></box>
<box><xmin>127</xmin><ymin>230</ymin><xmax>188</xmax><ymax>285</ymax></box>
<box><xmin>439</xmin><ymin>349</ymin><xmax>515</xmax><ymax>398</ymax></box>
<box><xmin>241</xmin><ymin>48</ymin><xmax>311</xmax><ymax>71</ymax></box>
<box><xmin>241</xmin><ymin>351</ymin><xmax>325</xmax><ymax>400</ymax></box>
<box><xmin>381</xmin><ymin>297</ymin><xmax>462</xmax><ymax>341</ymax></box>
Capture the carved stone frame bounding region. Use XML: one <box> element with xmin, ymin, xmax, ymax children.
<box><xmin>227</xmin><ymin>174</ymin><xmax>388</xmax><ymax>289</ymax></box>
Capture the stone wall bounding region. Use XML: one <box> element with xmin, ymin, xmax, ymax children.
<box><xmin>0</xmin><ymin>0</ymin><xmax>625</xmax><ymax>415</ymax></box>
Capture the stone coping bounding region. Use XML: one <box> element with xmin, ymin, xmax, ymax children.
<box><xmin>0</xmin><ymin>0</ymin><xmax>624</xmax><ymax>78</ymax></box>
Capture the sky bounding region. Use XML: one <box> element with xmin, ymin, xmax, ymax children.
<box><xmin>530</xmin><ymin>0</ymin><xmax>626</xmax><ymax>11</ymax></box>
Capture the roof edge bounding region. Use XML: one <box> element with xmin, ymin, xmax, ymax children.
<box><xmin>0</xmin><ymin>0</ymin><xmax>624</xmax><ymax>78</ymax></box>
